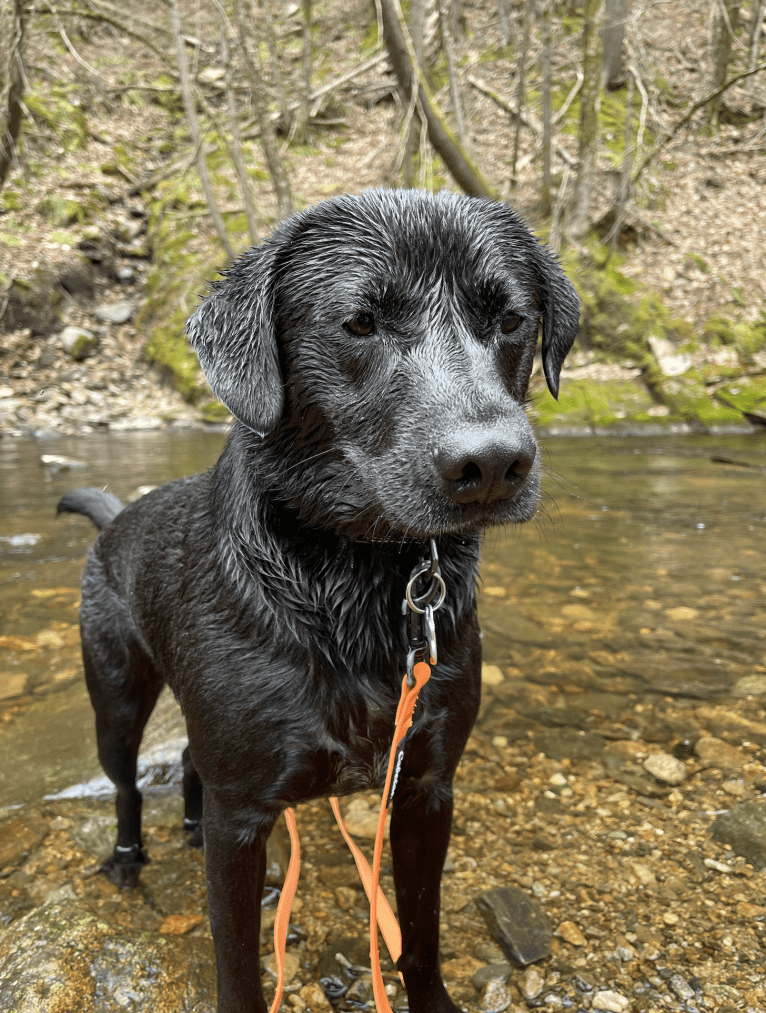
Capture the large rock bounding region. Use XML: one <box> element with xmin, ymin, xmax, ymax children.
<box><xmin>711</xmin><ymin>800</ymin><xmax>766</xmax><ymax>870</ymax></box>
<box><xmin>475</xmin><ymin>886</ymin><xmax>552</xmax><ymax>966</ymax></box>
<box><xmin>0</xmin><ymin>899</ymin><xmax>216</xmax><ymax>1012</ymax></box>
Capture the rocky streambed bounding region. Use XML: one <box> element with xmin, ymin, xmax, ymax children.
<box><xmin>1</xmin><ymin>669</ymin><xmax>765</xmax><ymax>1013</ymax></box>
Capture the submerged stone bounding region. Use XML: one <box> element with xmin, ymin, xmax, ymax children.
<box><xmin>711</xmin><ymin>800</ymin><xmax>766</xmax><ymax>870</ymax></box>
<box><xmin>475</xmin><ymin>885</ymin><xmax>552</xmax><ymax>966</ymax></box>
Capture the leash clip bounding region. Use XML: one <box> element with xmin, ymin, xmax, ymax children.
<box><xmin>403</xmin><ymin>539</ymin><xmax>446</xmax><ymax>686</ymax></box>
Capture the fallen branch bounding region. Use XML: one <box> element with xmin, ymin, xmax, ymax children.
<box><xmin>380</xmin><ymin>0</ymin><xmax>494</xmax><ymax>198</ymax></box>
<box><xmin>467</xmin><ymin>74</ymin><xmax>575</xmax><ymax>166</ymax></box>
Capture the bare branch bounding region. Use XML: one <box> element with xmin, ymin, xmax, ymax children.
<box><xmin>232</xmin><ymin>0</ymin><xmax>293</xmax><ymax>220</ymax></box>
<box><xmin>213</xmin><ymin>0</ymin><xmax>261</xmax><ymax>245</ymax></box>
<box><xmin>171</xmin><ymin>0</ymin><xmax>235</xmax><ymax>260</ymax></box>
<box><xmin>633</xmin><ymin>60</ymin><xmax>766</xmax><ymax>187</ymax></box>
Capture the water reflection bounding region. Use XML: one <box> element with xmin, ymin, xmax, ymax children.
<box><xmin>1</xmin><ymin>431</ymin><xmax>764</xmax><ymax>805</ymax></box>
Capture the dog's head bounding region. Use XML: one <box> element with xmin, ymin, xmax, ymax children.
<box><xmin>188</xmin><ymin>190</ymin><xmax>579</xmax><ymax>541</ymax></box>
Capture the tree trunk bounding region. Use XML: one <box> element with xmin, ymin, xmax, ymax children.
<box><xmin>0</xmin><ymin>0</ymin><xmax>28</xmax><ymax>192</ymax></box>
<box><xmin>450</xmin><ymin>0</ymin><xmax>466</xmax><ymax>42</ymax></box>
<box><xmin>541</xmin><ymin>0</ymin><xmax>553</xmax><ymax>215</ymax></box>
<box><xmin>402</xmin><ymin>0</ymin><xmax>425</xmax><ymax>187</ymax></box>
<box><xmin>291</xmin><ymin>0</ymin><xmax>312</xmax><ymax>144</ymax></box>
<box><xmin>437</xmin><ymin>0</ymin><xmax>467</xmax><ymax>147</ymax></box>
<box><xmin>570</xmin><ymin>0</ymin><xmax>602</xmax><ymax>240</ymax></box>
<box><xmin>510</xmin><ymin>0</ymin><xmax>532</xmax><ymax>188</ymax></box>
<box><xmin>171</xmin><ymin>0</ymin><xmax>235</xmax><ymax>260</ymax></box>
<box><xmin>708</xmin><ymin>0</ymin><xmax>742</xmax><ymax>124</ymax></box>
<box><xmin>233</xmin><ymin>0</ymin><xmax>293</xmax><ymax>220</ymax></box>
<box><xmin>216</xmin><ymin>4</ymin><xmax>260</xmax><ymax>245</ymax></box>
<box><xmin>260</xmin><ymin>0</ymin><xmax>291</xmax><ymax>131</ymax></box>
<box><xmin>601</xmin><ymin>0</ymin><xmax>629</xmax><ymax>90</ymax></box>
<box><xmin>380</xmin><ymin>0</ymin><xmax>494</xmax><ymax>198</ymax></box>
<box><xmin>749</xmin><ymin>0</ymin><xmax>766</xmax><ymax>69</ymax></box>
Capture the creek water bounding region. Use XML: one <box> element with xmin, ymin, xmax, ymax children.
<box><xmin>1</xmin><ymin>429</ymin><xmax>764</xmax><ymax>810</ymax></box>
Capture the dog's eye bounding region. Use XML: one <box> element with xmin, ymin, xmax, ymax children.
<box><xmin>501</xmin><ymin>312</ymin><xmax>523</xmax><ymax>334</ymax></box>
<box><xmin>344</xmin><ymin>313</ymin><xmax>375</xmax><ymax>336</ymax></box>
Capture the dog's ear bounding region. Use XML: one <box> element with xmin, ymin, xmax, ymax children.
<box><xmin>534</xmin><ymin>247</ymin><xmax>580</xmax><ymax>400</ymax></box>
<box><xmin>186</xmin><ymin>243</ymin><xmax>284</xmax><ymax>435</ymax></box>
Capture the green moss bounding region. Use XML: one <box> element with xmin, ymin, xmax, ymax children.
<box><xmin>138</xmin><ymin>183</ymin><xmax>219</xmax><ymax>402</ymax></box>
<box><xmin>25</xmin><ymin>87</ymin><xmax>88</xmax><ymax>151</ymax></box>
<box><xmin>715</xmin><ymin>376</ymin><xmax>766</xmax><ymax>416</ymax></box>
<box><xmin>49</xmin><ymin>229</ymin><xmax>77</xmax><ymax>245</ymax></box>
<box><xmin>200</xmin><ymin>400</ymin><xmax>233</xmax><ymax>423</ymax></box>
<box><xmin>148</xmin><ymin>74</ymin><xmax>183</xmax><ymax>114</ymax></box>
<box><xmin>532</xmin><ymin>379</ymin><xmax>657</xmax><ymax>428</ymax></box>
<box><xmin>361</xmin><ymin>20</ymin><xmax>379</xmax><ymax>53</ymax></box>
<box><xmin>651</xmin><ymin>373</ymin><xmax>740</xmax><ymax>425</ymax></box>
<box><xmin>36</xmin><ymin>195</ymin><xmax>88</xmax><ymax>227</ymax></box>
<box><xmin>683</xmin><ymin>252</ymin><xmax>709</xmax><ymax>273</ymax></box>
<box><xmin>1</xmin><ymin>189</ymin><xmax>23</xmax><ymax>212</ymax></box>
<box><xmin>702</xmin><ymin>316</ymin><xmax>766</xmax><ymax>361</ymax></box>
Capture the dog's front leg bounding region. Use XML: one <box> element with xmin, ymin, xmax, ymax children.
<box><xmin>203</xmin><ymin>792</ymin><xmax>278</xmax><ymax>1013</ymax></box>
<box><xmin>390</xmin><ymin>785</ymin><xmax>461</xmax><ymax>1013</ymax></box>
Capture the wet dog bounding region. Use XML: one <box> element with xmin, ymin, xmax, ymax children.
<box><xmin>58</xmin><ymin>189</ymin><xmax>579</xmax><ymax>1013</ymax></box>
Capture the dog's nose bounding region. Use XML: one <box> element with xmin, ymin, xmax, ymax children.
<box><xmin>434</xmin><ymin>429</ymin><xmax>537</xmax><ymax>505</ymax></box>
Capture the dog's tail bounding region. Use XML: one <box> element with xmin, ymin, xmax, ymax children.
<box><xmin>56</xmin><ymin>487</ymin><xmax>124</xmax><ymax>531</ymax></box>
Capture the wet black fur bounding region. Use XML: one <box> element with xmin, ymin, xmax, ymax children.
<box><xmin>57</xmin><ymin>190</ymin><xmax>579</xmax><ymax>1013</ymax></box>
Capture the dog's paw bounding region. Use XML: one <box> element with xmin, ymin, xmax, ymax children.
<box><xmin>183</xmin><ymin>817</ymin><xmax>204</xmax><ymax>849</ymax></box>
<box><xmin>100</xmin><ymin>845</ymin><xmax>149</xmax><ymax>888</ymax></box>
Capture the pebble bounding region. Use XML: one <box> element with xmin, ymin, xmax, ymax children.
<box><xmin>93</xmin><ymin>299</ymin><xmax>133</xmax><ymax>324</ymax></box>
<box><xmin>480</xmin><ymin>977</ymin><xmax>512</xmax><ymax>1012</ymax></box>
<box><xmin>711</xmin><ymin>800</ymin><xmax>766</xmax><ymax>869</ymax></box>
<box><xmin>518</xmin><ymin>966</ymin><xmax>545</xmax><ymax>1000</ymax></box>
<box><xmin>297</xmin><ymin>981</ymin><xmax>333</xmax><ymax>1011</ymax></box>
<box><xmin>474</xmin><ymin>963</ymin><xmax>512</xmax><ymax>988</ymax></box>
<box><xmin>341</xmin><ymin>798</ymin><xmax>388</xmax><ymax>840</ymax></box>
<box><xmin>732</xmin><ymin>675</ymin><xmax>766</xmax><ymax>697</ymax></box>
<box><xmin>643</xmin><ymin>752</ymin><xmax>688</xmax><ymax>785</ymax></box>
<box><xmin>345</xmin><ymin>975</ymin><xmax>373</xmax><ymax>1002</ymax></box>
<box><xmin>334</xmin><ymin>886</ymin><xmax>357</xmax><ymax>909</ymax></box>
<box><xmin>591</xmin><ymin>989</ymin><xmax>630</xmax><ymax>1012</ymax></box>
<box><xmin>116</xmin><ymin>264</ymin><xmax>137</xmax><ymax>283</ymax></box>
<box><xmin>481</xmin><ymin>664</ymin><xmax>504</xmax><ymax>685</ymax></box>
<box><xmin>60</xmin><ymin>325</ymin><xmax>98</xmax><ymax>360</ymax></box>
<box><xmin>556</xmin><ymin>920</ymin><xmax>587</xmax><ymax>946</ymax></box>
<box><xmin>668</xmin><ymin>973</ymin><xmax>696</xmax><ymax>1000</ymax></box>
<box><xmin>263</xmin><ymin>950</ymin><xmax>300</xmax><ymax>982</ymax></box>
<box><xmin>40</xmin><ymin>453</ymin><xmax>86</xmax><ymax>471</ymax></box>
<box><xmin>694</xmin><ymin>735</ymin><xmax>746</xmax><ymax>771</ymax></box>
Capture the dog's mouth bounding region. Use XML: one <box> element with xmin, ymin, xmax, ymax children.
<box><xmin>343</xmin><ymin>427</ymin><xmax>542</xmax><ymax>542</ymax></box>
<box><xmin>341</xmin><ymin>463</ymin><xmax>541</xmax><ymax>544</ymax></box>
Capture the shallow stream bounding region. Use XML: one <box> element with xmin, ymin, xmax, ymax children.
<box><xmin>1</xmin><ymin>429</ymin><xmax>764</xmax><ymax>809</ymax></box>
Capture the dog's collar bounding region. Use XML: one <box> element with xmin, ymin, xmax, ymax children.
<box><xmin>352</xmin><ymin>533</ymin><xmax>421</xmax><ymax>546</ymax></box>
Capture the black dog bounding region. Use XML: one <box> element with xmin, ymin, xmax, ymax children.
<box><xmin>58</xmin><ymin>189</ymin><xmax>579</xmax><ymax>1013</ymax></box>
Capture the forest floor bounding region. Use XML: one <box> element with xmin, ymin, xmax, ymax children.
<box><xmin>1</xmin><ymin>0</ymin><xmax>766</xmax><ymax>436</ymax></box>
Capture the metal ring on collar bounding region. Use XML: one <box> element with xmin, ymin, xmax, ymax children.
<box><xmin>405</xmin><ymin>571</ymin><xmax>446</xmax><ymax>614</ymax></box>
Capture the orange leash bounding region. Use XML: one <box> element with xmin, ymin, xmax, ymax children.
<box><xmin>267</xmin><ymin>660</ymin><xmax>432</xmax><ymax>1013</ymax></box>
<box><xmin>268</xmin><ymin>806</ymin><xmax>301</xmax><ymax>1013</ymax></box>
<box><xmin>365</xmin><ymin>659</ymin><xmax>432</xmax><ymax>1013</ymax></box>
